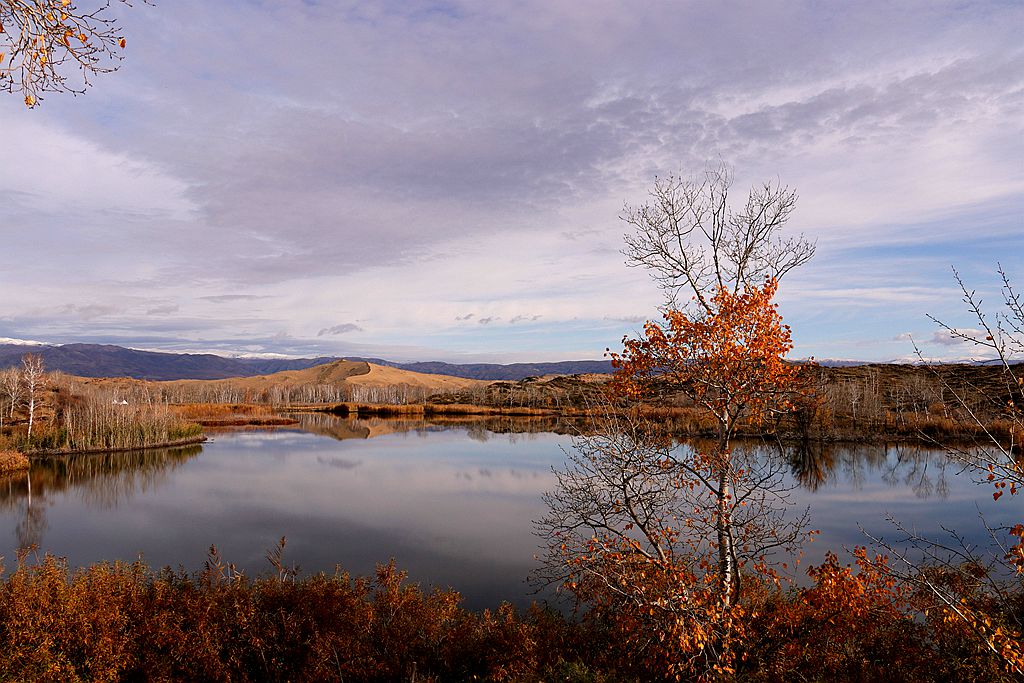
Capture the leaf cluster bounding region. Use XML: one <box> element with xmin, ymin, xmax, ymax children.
<box><xmin>0</xmin><ymin>0</ymin><xmax>132</xmax><ymax>105</ymax></box>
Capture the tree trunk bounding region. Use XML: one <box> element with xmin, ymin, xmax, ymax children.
<box><xmin>717</xmin><ymin>466</ymin><xmax>735</xmax><ymax>606</ymax></box>
<box><xmin>27</xmin><ymin>394</ymin><xmax>35</xmax><ymax>440</ymax></box>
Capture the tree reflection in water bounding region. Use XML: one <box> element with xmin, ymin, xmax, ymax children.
<box><xmin>0</xmin><ymin>445</ymin><xmax>202</xmax><ymax>549</ymax></box>
<box><xmin>299</xmin><ymin>413</ymin><xmax>961</xmax><ymax>503</ymax></box>
<box><xmin>783</xmin><ymin>439</ymin><xmax>952</xmax><ymax>499</ymax></box>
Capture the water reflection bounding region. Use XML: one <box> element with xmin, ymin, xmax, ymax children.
<box><xmin>0</xmin><ymin>416</ymin><xmax>1008</xmax><ymax>608</ymax></box>
<box><xmin>784</xmin><ymin>440</ymin><xmax>952</xmax><ymax>499</ymax></box>
<box><xmin>295</xmin><ymin>412</ymin><xmax>574</xmax><ymax>442</ymax></box>
<box><xmin>0</xmin><ymin>446</ymin><xmax>202</xmax><ymax>551</ymax></box>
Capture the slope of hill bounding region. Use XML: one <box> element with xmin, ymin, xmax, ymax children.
<box><xmin>78</xmin><ymin>360</ymin><xmax>485</xmax><ymax>397</ymax></box>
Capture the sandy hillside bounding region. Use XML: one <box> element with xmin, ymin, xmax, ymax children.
<box><xmin>68</xmin><ymin>359</ymin><xmax>485</xmax><ymax>395</ymax></box>
<box><xmin>345</xmin><ymin>363</ymin><xmax>484</xmax><ymax>391</ymax></box>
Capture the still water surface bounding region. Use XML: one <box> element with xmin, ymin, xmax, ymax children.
<box><xmin>0</xmin><ymin>415</ymin><xmax>1014</xmax><ymax>610</ymax></box>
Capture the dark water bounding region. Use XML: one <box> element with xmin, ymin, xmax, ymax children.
<box><xmin>0</xmin><ymin>415</ymin><xmax>1016</xmax><ymax>610</ymax></box>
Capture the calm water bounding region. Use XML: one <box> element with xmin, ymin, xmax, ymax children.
<box><xmin>0</xmin><ymin>415</ymin><xmax>1016</xmax><ymax>610</ymax></box>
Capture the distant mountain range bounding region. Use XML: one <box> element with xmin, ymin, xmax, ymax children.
<box><xmin>0</xmin><ymin>344</ymin><xmax>336</xmax><ymax>381</ymax></box>
<box><xmin>0</xmin><ymin>343</ymin><xmax>616</xmax><ymax>381</ymax></box>
<box><xmin>0</xmin><ymin>343</ymin><xmax>1008</xmax><ymax>382</ymax></box>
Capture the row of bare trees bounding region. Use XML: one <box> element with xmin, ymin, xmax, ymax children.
<box><xmin>0</xmin><ymin>355</ymin><xmax>204</xmax><ymax>453</ymax></box>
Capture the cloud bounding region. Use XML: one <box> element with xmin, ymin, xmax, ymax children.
<box><xmin>478</xmin><ymin>317</ymin><xmax>500</xmax><ymax>325</ymax></box>
<box><xmin>146</xmin><ymin>304</ymin><xmax>180</xmax><ymax>316</ymax></box>
<box><xmin>316</xmin><ymin>456</ymin><xmax>362</xmax><ymax>471</ymax></box>
<box><xmin>509</xmin><ymin>314</ymin><xmax>542</xmax><ymax>324</ymax></box>
<box><xmin>928</xmin><ymin>328</ymin><xmax>988</xmax><ymax>347</ymax></box>
<box><xmin>317</xmin><ymin>323</ymin><xmax>363</xmax><ymax>337</ymax></box>
<box><xmin>56</xmin><ymin>304</ymin><xmax>119</xmax><ymax>320</ymax></box>
<box><xmin>200</xmin><ymin>295</ymin><xmax>273</xmax><ymax>304</ymax></box>
<box><xmin>455</xmin><ymin>313</ymin><xmax>474</xmax><ymax>321</ymax></box>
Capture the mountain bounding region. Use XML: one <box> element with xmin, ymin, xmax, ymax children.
<box><xmin>0</xmin><ymin>343</ymin><xmax>614</xmax><ymax>381</ymax></box>
<box><xmin>0</xmin><ymin>343</ymin><xmax>335</xmax><ymax>381</ymax></box>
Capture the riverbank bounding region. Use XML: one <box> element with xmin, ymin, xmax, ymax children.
<box><xmin>24</xmin><ymin>434</ymin><xmax>208</xmax><ymax>459</ymax></box>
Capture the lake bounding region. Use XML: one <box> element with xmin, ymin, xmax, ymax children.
<box><xmin>0</xmin><ymin>414</ymin><xmax>1015</xmax><ymax>610</ymax></box>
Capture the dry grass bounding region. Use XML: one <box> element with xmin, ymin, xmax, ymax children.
<box><xmin>0</xmin><ymin>450</ymin><xmax>29</xmax><ymax>474</ymax></box>
<box><xmin>172</xmin><ymin>403</ymin><xmax>277</xmax><ymax>419</ymax></box>
<box><xmin>169</xmin><ymin>403</ymin><xmax>297</xmax><ymax>426</ymax></box>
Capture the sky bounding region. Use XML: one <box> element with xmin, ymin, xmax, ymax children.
<box><xmin>0</xmin><ymin>0</ymin><xmax>1021</xmax><ymax>363</ymax></box>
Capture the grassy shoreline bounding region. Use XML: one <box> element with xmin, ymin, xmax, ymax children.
<box><xmin>287</xmin><ymin>401</ymin><xmax>1018</xmax><ymax>447</ymax></box>
<box><xmin>23</xmin><ymin>434</ymin><xmax>208</xmax><ymax>459</ymax></box>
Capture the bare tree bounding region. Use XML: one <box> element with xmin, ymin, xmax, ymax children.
<box><xmin>0</xmin><ymin>0</ymin><xmax>140</xmax><ymax>106</ymax></box>
<box><xmin>923</xmin><ymin>265</ymin><xmax>1023</xmax><ymax>480</ymax></box>
<box><xmin>622</xmin><ymin>162</ymin><xmax>814</xmax><ymax>311</ymax></box>
<box><xmin>0</xmin><ymin>367</ymin><xmax>22</xmax><ymax>430</ymax></box>
<box><xmin>21</xmin><ymin>352</ymin><xmax>45</xmax><ymax>440</ymax></box>
<box><xmin>870</xmin><ymin>265</ymin><xmax>1024</xmax><ymax>675</ymax></box>
<box><xmin>537</xmin><ymin>405</ymin><xmax>810</xmax><ymax>675</ymax></box>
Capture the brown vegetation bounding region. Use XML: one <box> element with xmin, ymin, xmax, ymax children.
<box><xmin>0</xmin><ymin>547</ymin><xmax>1018</xmax><ymax>682</ymax></box>
<box><xmin>0</xmin><ymin>550</ymin><xmax>615</xmax><ymax>683</ymax></box>
<box><xmin>0</xmin><ymin>449</ymin><xmax>28</xmax><ymax>474</ymax></box>
<box><xmin>0</xmin><ymin>368</ymin><xmax>203</xmax><ymax>456</ymax></box>
<box><xmin>171</xmin><ymin>403</ymin><xmax>298</xmax><ymax>427</ymax></box>
<box><xmin>442</xmin><ymin>363</ymin><xmax>1023</xmax><ymax>446</ymax></box>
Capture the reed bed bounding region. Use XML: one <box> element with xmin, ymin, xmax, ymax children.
<box><xmin>19</xmin><ymin>380</ymin><xmax>204</xmax><ymax>454</ymax></box>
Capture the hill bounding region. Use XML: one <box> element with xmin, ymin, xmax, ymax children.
<box><xmin>75</xmin><ymin>359</ymin><xmax>485</xmax><ymax>398</ymax></box>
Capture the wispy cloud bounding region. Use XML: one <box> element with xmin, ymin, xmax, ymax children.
<box><xmin>317</xmin><ymin>323</ymin><xmax>363</xmax><ymax>337</ymax></box>
<box><xmin>509</xmin><ymin>314</ymin><xmax>542</xmax><ymax>324</ymax></box>
<box><xmin>200</xmin><ymin>295</ymin><xmax>273</xmax><ymax>304</ymax></box>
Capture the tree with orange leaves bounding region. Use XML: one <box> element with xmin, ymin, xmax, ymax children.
<box><xmin>539</xmin><ymin>166</ymin><xmax>817</xmax><ymax>678</ymax></box>
<box><xmin>539</xmin><ymin>280</ymin><xmax>812</xmax><ymax>679</ymax></box>
<box><xmin>612</xmin><ymin>278</ymin><xmax>809</xmax><ymax>606</ymax></box>
<box><xmin>1</xmin><ymin>0</ymin><xmax>137</xmax><ymax>106</ymax></box>
<box><xmin>539</xmin><ymin>165</ymin><xmax>818</xmax><ymax>677</ymax></box>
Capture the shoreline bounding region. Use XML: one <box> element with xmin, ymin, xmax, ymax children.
<box><xmin>25</xmin><ymin>435</ymin><xmax>208</xmax><ymax>460</ymax></box>
<box><xmin>10</xmin><ymin>402</ymin><xmax>1010</xmax><ymax>459</ymax></box>
<box><xmin>288</xmin><ymin>402</ymin><xmax>1009</xmax><ymax>448</ymax></box>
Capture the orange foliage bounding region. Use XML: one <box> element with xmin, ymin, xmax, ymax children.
<box><xmin>548</xmin><ymin>280</ymin><xmax>815</xmax><ymax>679</ymax></box>
<box><xmin>0</xmin><ymin>552</ymin><xmax>612</xmax><ymax>683</ymax></box>
<box><xmin>744</xmin><ymin>548</ymin><xmax>926</xmax><ymax>681</ymax></box>
<box><xmin>611</xmin><ymin>279</ymin><xmax>805</xmax><ymax>434</ymax></box>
